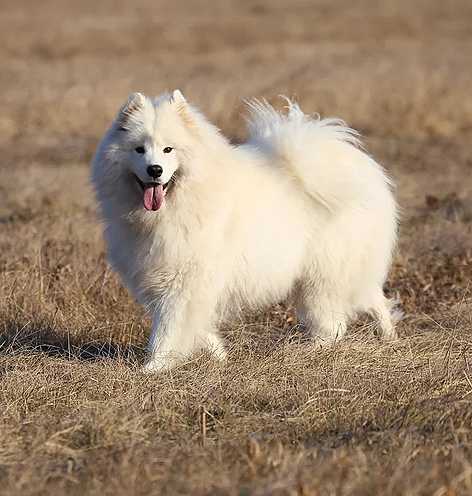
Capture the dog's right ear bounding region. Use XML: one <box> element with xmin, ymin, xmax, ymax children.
<box><xmin>116</xmin><ymin>92</ymin><xmax>146</xmax><ymax>131</ymax></box>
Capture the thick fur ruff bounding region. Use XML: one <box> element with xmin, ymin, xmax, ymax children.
<box><xmin>91</xmin><ymin>91</ymin><xmax>399</xmax><ymax>371</ymax></box>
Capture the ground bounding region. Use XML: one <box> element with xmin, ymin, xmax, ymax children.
<box><xmin>1</xmin><ymin>0</ymin><xmax>472</xmax><ymax>494</ymax></box>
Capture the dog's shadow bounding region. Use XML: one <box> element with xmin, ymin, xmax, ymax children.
<box><xmin>0</xmin><ymin>321</ymin><xmax>145</xmax><ymax>364</ymax></box>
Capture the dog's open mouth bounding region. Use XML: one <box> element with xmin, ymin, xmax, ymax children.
<box><xmin>133</xmin><ymin>175</ymin><xmax>172</xmax><ymax>211</ymax></box>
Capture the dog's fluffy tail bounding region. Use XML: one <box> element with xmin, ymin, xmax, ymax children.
<box><xmin>245</xmin><ymin>98</ymin><xmax>391</xmax><ymax>212</ymax></box>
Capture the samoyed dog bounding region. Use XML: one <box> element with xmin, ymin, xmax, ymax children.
<box><xmin>92</xmin><ymin>90</ymin><xmax>398</xmax><ymax>372</ymax></box>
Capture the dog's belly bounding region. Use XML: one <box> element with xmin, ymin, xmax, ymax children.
<box><xmin>217</xmin><ymin>185</ymin><xmax>316</xmax><ymax>310</ymax></box>
<box><xmin>224</xmin><ymin>226</ymin><xmax>308</xmax><ymax>309</ymax></box>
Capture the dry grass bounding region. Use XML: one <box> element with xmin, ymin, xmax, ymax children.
<box><xmin>1</xmin><ymin>0</ymin><xmax>472</xmax><ymax>494</ymax></box>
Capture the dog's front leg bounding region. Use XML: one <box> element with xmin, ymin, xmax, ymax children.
<box><xmin>143</xmin><ymin>304</ymin><xmax>189</xmax><ymax>372</ymax></box>
<box><xmin>143</xmin><ymin>279</ymin><xmax>224</xmax><ymax>372</ymax></box>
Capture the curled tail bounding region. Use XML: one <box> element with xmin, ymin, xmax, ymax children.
<box><xmin>245</xmin><ymin>98</ymin><xmax>392</xmax><ymax>213</ymax></box>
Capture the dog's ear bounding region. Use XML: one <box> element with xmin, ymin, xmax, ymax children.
<box><xmin>171</xmin><ymin>89</ymin><xmax>186</xmax><ymax>105</ymax></box>
<box><xmin>171</xmin><ymin>89</ymin><xmax>195</xmax><ymax>129</ymax></box>
<box><xmin>117</xmin><ymin>92</ymin><xmax>146</xmax><ymax>131</ymax></box>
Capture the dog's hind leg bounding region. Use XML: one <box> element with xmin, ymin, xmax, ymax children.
<box><xmin>368</xmin><ymin>293</ymin><xmax>398</xmax><ymax>340</ymax></box>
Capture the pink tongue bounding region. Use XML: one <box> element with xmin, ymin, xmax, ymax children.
<box><xmin>143</xmin><ymin>184</ymin><xmax>164</xmax><ymax>211</ymax></box>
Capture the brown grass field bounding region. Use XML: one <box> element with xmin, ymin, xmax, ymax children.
<box><xmin>1</xmin><ymin>0</ymin><xmax>472</xmax><ymax>494</ymax></box>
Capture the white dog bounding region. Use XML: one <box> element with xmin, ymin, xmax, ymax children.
<box><xmin>91</xmin><ymin>90</ymin><xmax>398</xmax><ymax>371</ymax></box>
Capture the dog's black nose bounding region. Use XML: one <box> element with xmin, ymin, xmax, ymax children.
<box><xmin>147</xmin><ymin>165</ymin><xmax>163</xmax><ymax>179</ymax></box>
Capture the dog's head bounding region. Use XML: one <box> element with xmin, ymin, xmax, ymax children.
<box><xmin>95</xmin><ymin>90</ymin><xmax>202</xmax><ymax>213</ymax></box>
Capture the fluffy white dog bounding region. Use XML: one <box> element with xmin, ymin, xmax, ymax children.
<box><xmin>92</xmin><ymin>90</ymin><xmax>398</xmax><ymax>371</ymax></box>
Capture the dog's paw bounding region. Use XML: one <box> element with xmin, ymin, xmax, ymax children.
<box><xmin>203</xmin><ymin>331</ymin><xmax>228</xmax><ymax>361</ymax></box>
<box><xmin>378</xmin><ymin>327</ymin><xmax>399</xmax><ymax>341</ymax></box>
<box><xmin>142</xmin><ymin>358</ymin><xmax>173</xmax><ymax>373</ymax></box>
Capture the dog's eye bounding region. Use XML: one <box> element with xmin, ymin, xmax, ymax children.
<box><xmin>163</xmin><ymin>147</ymin><xmax>173</xmax><ymax>154</ymax></box>
<box><xmin>135</xmin><ymin>146</ymin><xmax>145</xmax><ymax>154</ymax></box>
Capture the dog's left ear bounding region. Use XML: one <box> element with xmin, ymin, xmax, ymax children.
<box><xmin>172</xmin><ymin>89</ymin><xmax>186</xmax><ymax>105</ymax></box>
<box><xmin>171</xmin><ymin>89</ymin><xmax>195</xmax><ymax>128</ymax></box>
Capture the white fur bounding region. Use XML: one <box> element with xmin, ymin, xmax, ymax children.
<box><xmin>91</xmin><ymin>91</ymin><xmax>399</xmax><ymax>371</ymax></box>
